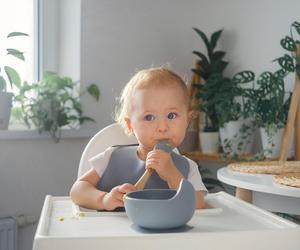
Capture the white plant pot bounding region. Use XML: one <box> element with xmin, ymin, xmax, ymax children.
<box><xmin>0</xmin><ymin>92</ymin><xmax>13</xmax><ymax>130</ymax></box>
<box><xmin>219</xmin><ymin>120</ymin><xmax>255</xmax><ymax>155</ymax></box>
<box><xmin>260</xmin><ymin>127</ymin><xmax>294</xmax><ymax>159</ymax></box>
<box><xmin>199</xmin><ymin>131</ymin><xmax>219</xmax><ymax>154</ymax></box>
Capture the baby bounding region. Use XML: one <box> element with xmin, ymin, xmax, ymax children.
<box><xmin>70</xmin><ymin>67</ymin><xmax>207</xmax><ymax>210</ymax></box>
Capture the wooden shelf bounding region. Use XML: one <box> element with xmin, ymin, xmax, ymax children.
<box><xmin>181</xmin><ymin>151</ymin><xmax>224</xmax><ymax>161</ymax></box>
<box><xmin>181</xmin><ymin>151</ymin><xmax>254</xmax><ymax>162</ymax></box>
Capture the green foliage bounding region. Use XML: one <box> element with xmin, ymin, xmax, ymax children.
<box><xmin>247</xmin><ymin>72</ymin><xmax>291</xmax><ymax>129</ymax></box>
<box><xmin>195</xmin><ymin>71</ymin><xmax>255</xmax><ymax>130</ymax></box>
<box><xmin>0</xmin><ymin>32</ymin><xmax>28</xmax><ymax>92</ymax></box>
<box><xmin>192</xmin><ymin>28</ymin><xmax>254</xmax><ymax>131</ymax></box>
<box><xmin>14</xmin><ymin>72</ymin><xmax>100</xmax><ymax>142</ymax></box>
<box><xmin>221</xmin><ymin>120</ymin><xmax>257</xmax><ymax>157</ymax></box>
<box><xmin>192</xmin><ymin>28</ymin><xmax>228</xmax><ymax>81</ymax></box>
<box><xmin>192</xmin><ymin>28</ymin><xmax>228</xmax><ymax>131</ymax></box>
<box><xmin>274</xmin><ymin>21</ymin><xmax>300</xmax><ymax>79</ymax></box>
<box><xmin>242</xmin><ymin>21</ymin><xmax>300</xmax><ymax>129</ymax></box>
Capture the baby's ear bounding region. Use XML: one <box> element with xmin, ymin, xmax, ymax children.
<box><xmin>188</xmin><ymin>110</ymin><xmax>195</xmax><ymax>122</ymax></box>
<box><xmin>125</xmin><ymin>117</ymin><xmax>133</xmax><ymax>134</ymax></box>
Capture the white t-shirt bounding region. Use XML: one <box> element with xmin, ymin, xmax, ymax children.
<box><xmin>89</xmin><ymin>147</ymin><xmax>207</xmax><ymax>192</ymax></box>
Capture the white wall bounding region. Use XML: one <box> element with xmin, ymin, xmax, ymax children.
<box><xmin>81</xmin><ymin>0</ymin><xmax>300</xmax><ymax>129</ymax></box>
<box><xmin>1</xmin><ymin>1</ymin><xmax>300</xmax><ymax>250</ymax></box>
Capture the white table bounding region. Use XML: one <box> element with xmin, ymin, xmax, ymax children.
<box><xmin>33</xmin><ymin>192</ymin><xmax>300</xmax><ymax>250</ymax></box>
<box><xmin>217</xmin><ymin>167</ymin><xmax>300</xmax><ymax>215</ymax></box>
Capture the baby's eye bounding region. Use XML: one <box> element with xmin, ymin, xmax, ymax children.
<box><xmin>144</xmin><ymin>114</ymin><xmax>155</xmax><ymax>121</ymax></box>
<box><xmin>167</xmin><ymin>112</ymin><xmax>177</xmax><ymax>120</ymax></box>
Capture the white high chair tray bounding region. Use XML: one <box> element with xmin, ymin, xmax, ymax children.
<box><xmin>33</xmin><ymin>192</ymin><xmax>300</xmax><ymax>250</ymax></box>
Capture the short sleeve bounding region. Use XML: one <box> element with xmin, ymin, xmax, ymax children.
<box><xmin>88</xmin><ymin>147</ymin><xmax>115</xmax><ymax>178</ymax></box>
<box><xmin>185</xmin><ymin>157</ymin><xmax>208</xmax><ymax>193</ymax></box>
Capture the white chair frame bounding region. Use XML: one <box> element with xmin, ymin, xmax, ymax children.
<box><xmin>78</xmin><ymin>123</ymin><xmax>137</xmax><ymax>177</ymax></box>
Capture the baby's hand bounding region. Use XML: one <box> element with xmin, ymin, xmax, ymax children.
<box><xmin>103</xmin><ymin>183</ymin><xmax>136</xmax><ymax>211</ymax></box>
<box><xmin>146</xmin><ymin>149</ymin><xmax>181</xmax><ymax>183</ymax></box>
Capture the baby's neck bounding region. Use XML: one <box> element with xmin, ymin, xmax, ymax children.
<box><xmin>136</xmin><ymin>146</ymin><xmax>149</xmax><ymax>161</ymax></box>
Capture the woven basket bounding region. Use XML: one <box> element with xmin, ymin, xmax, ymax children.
<box><xmin>228</xmin><ymin>161</ymin><xmax>300</xmax><ymax>174</ymax></box>
<box><xmin>273</xmin><ymin>173</ymin><xmax>300</xmax><ymax>188</ymax></box>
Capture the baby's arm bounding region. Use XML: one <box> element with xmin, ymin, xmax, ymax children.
<box><xmin>195</xmin><ymin>191</ymin><xmax>206</xmax><ymax>209</ymax></box>
<box><xmin>70</xmin><ymin>168</ymin><xmax>106</xmax><ymax>210</ymax></box>
<box><xmin>70</xmin><ymin>168</ymin><xmax>136</xmax><ymax>210</ymax></box>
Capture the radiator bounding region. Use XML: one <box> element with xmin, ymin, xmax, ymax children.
<box><xmin>0</xmin><ymin>217</ymin><xmax>17</xmax><ymax>250</ymax></box>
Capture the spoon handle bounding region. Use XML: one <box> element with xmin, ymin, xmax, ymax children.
<box><xmin>134</xmin><ymin>168</ymin><xmax>154</xmax><ymax>190</ymax></box>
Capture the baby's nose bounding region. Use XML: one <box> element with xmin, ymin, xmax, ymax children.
<box><xmin>157</xmin><ymin>119</ymin><xmax>168</xmax><ymax>133</ymax></box>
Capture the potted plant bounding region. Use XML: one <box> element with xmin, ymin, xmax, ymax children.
<box><xmin>192</xmin><ymin>28</ymin><xmax>228</xmax><ymax>153</ymax></box>
<box><xmin>245</xmin><ymin>21</ymin><xmax>300</xmax><ymax>158</ymax></box>
<box><xmin>247</xmin><ymin>71</ymin><xmax>292</xmax><ymax>158</ymax></box>
<box><xmin>0</xmin><ymin>32</ymin><xmax>28</xmax><ymax>129</ymax></box>
<box><xmin>14</xmin><ymin>72</ymin><xmax>100</xmax><ymax>142</ymax></box>
<box><xmin>214</xmin><ymin>71</ymin><xmax>257</xmax><ymax>157</ymax></box>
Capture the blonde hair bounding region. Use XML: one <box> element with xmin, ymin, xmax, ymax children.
<box><xmin>115</xmin><ymin>67</ymin><xmax>191</xmax><ymax>134</ymax></box>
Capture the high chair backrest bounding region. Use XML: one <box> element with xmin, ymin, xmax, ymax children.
<box><xmin>78</xmin><ymin>123</ymin><xmax>138</xmax><ymax>177</ymax></box>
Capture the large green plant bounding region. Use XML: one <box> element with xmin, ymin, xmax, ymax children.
<box><xmin>240</xmin><ymin>21</ymin><xmax>300</xmax><ymax>131</ymax></box>
<box><xmin>275</xmin><ymin>21</ymin><xmax>300</xmax><ymax>79</ymax></box>
<box><xmin>245</xmin><ymin>72</ymin><xmax>291</xmax><ymax>131</ymax></box>
<box><xmin>192</xmin><ymin>28</ymin><xmax>228</xmax><ymax>131</ymax></box>
<box><xmin>203</xmin><ymin>71</ymin><xmax>255</xmax><ymax>128</ymax></box>
<box><xmin>0</xmin><ymin>32</ymin><xmax>28</xmax><ymax>92</ymax></box>
<box><xmin>14</xmin><ymin>72</ymin><xmax>100</xmax><ymax>142</ymax></box>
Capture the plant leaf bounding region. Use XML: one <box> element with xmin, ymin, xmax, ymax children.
<box><xmin>292</xmin><ymin>21</ymin><xmax>300</xmax><ymax>36</ymax></box>
<box><xmin>280</xmin><ymin>36</ymin><xmax>296</xmax><ymax>52</ymax></box>
<box><xmin>210</xmin><ymin>29</ymin><xmax>223</xmax><ymax>51</ymax></box>
<box><xmin>7</xmin><ymin>48</ymin><xmax>25</xmax><ymax>61</ymax></box>
<box><xmin>274</xmin><ymin>68</ymin><xmax>288</xmax><ymax>78</ymax></box>
<box><xmin>211</xmin><ymin>51</ymin><xmax>226</xmax><ymax>61</ymax></box>
<box><xmin>276</xmin><ymin>54</ymin><xmax>295</xmax><ymax>72</ymax></box>
<box><xmin>193</xmin><ymin>27</ymin><xmax>210</xmax><ymax>53</ymax></box>
<box><xmin>87</xmin><ymin>83</ymin><xmax>100</xmax><ymax>101</ymax></box>
<box><xmin>7</xmin><ymin>32</ymin><xmax>29</xmax><ymax>38</ymax></box>
<box><xmin>211</xmin><ymin>60</ymin><xmax>228</xmax><ymax>74</ymax></box>
<box><xmin>192</xmin><ymin>51</ymin><xmax>209</xmax><ymax>62</ymax></box>
<box><xmin>0</xmin><ymin>76</ymin><xmax>6</xmax><ymax>91</ymax></box>
<box><xmin>4</xmin><ymin>66</ymin><xmax>21</xmax><ymax>89</ymax></box>
<box><xmin>233</xmin><ymin>70</ymin><xmax>255</xmax><ymax>84</ymax></box>
<box><xmin>79</xmin><ymin>116</ymin><xmax>95</xmax><ymax>124</ymax></box>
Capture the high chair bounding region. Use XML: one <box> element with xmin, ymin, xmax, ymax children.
<box><xmin>78</xmin><ymin>123</ymin><xmax>137</xmax><ymax>177</ymax></box>
<box><xmin>34</xmin><ymin>127</ymin><xmax>300</xmax><ymax>250</ymax></box>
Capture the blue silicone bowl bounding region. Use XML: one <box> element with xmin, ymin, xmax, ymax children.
<box><xmin>124</xmin><ymin>179</ymin><xmax>195</xmax><ymax>230</ymax></box>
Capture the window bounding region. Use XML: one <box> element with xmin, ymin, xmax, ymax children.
<box><xmin>0</xmin><ymin>0</ymin><xmax>36</xmax><ymax>89</ymax></box>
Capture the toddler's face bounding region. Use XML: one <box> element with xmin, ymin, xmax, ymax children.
<box><xmin>126</xmin><ymin>82</ymin><xmax>191</xmax><ymax>152</ymax></box>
